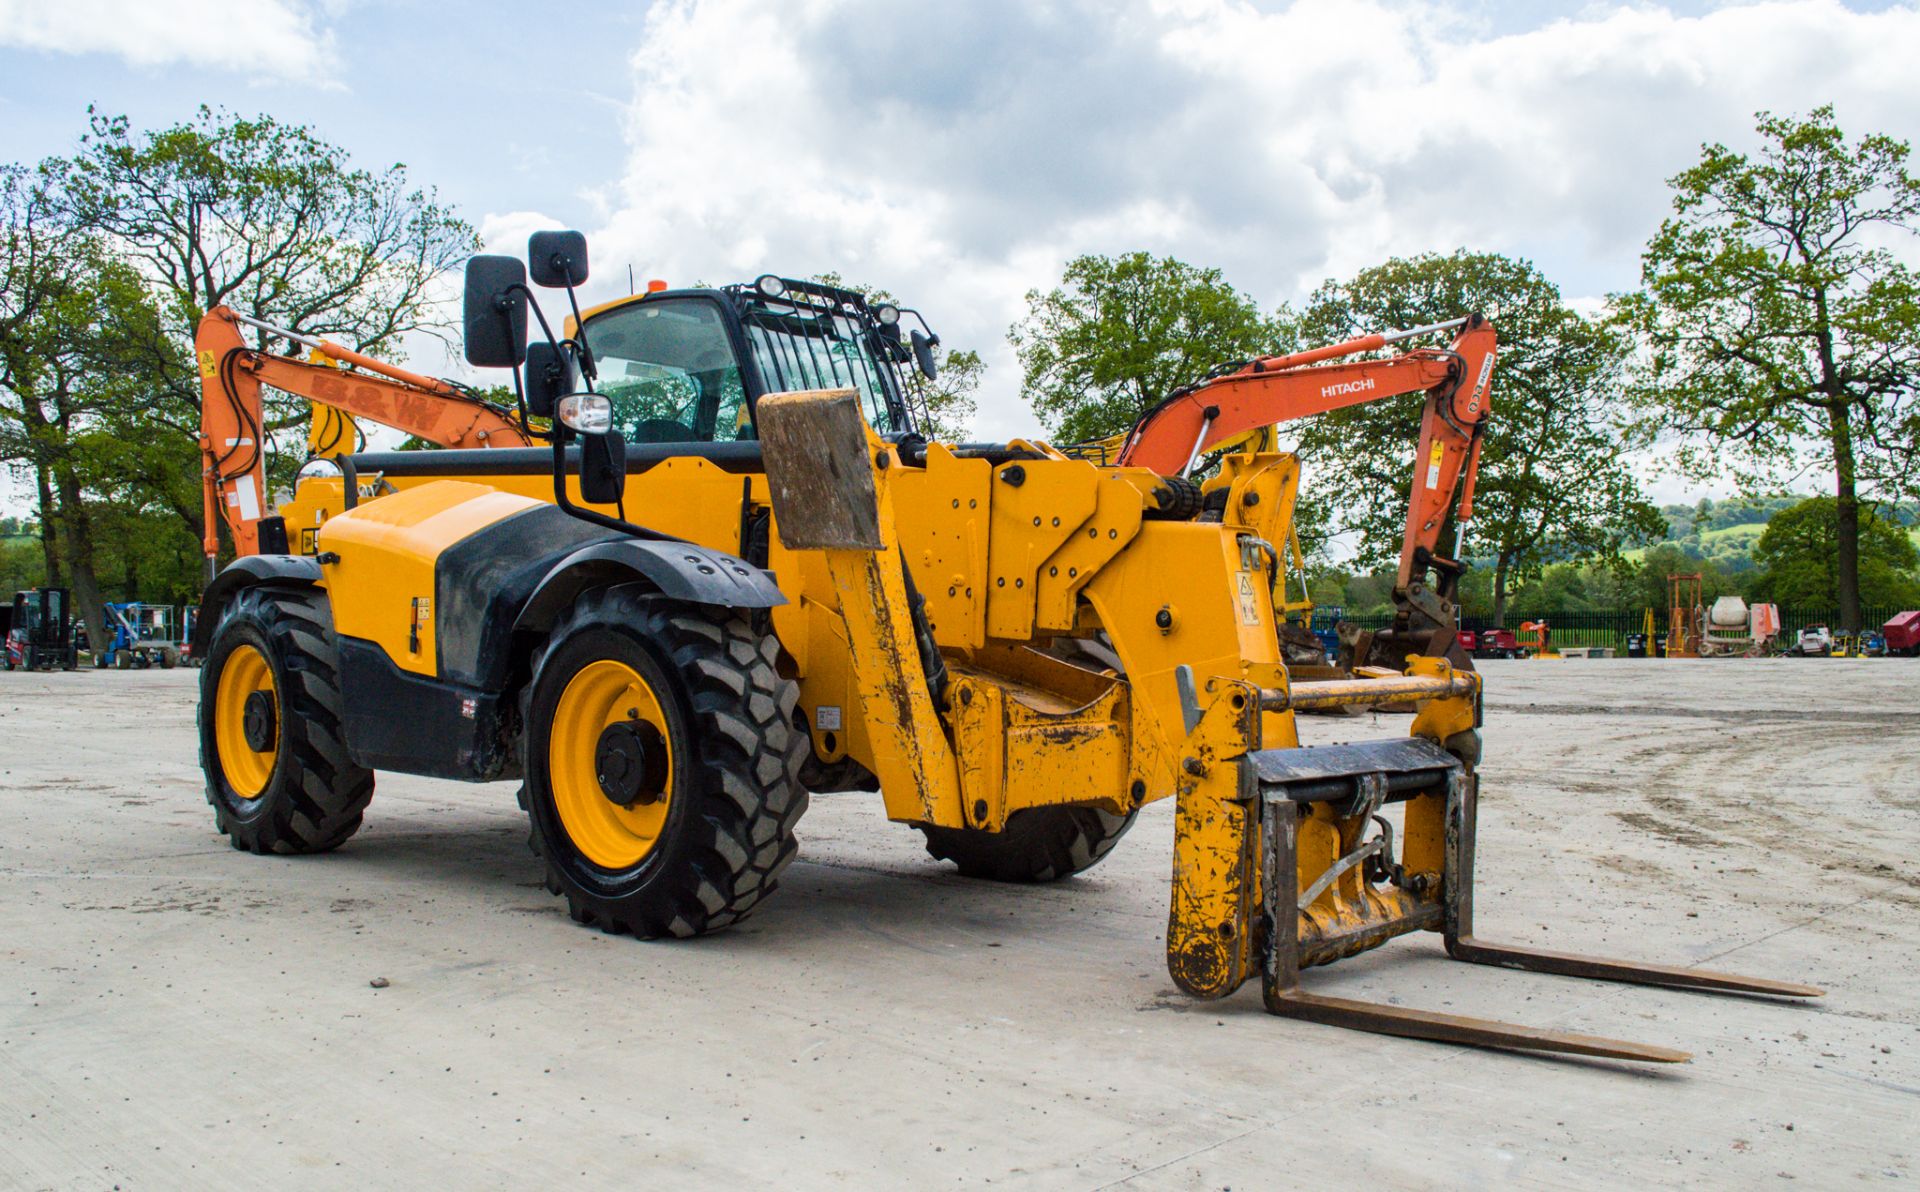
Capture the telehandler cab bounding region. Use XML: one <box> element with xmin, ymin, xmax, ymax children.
<box><xmin>194</xmin><ymin>232</ymin><xmax>1817</xmax><ymax>1062</ymax></box>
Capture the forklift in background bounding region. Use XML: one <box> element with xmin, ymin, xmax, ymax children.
<box><xmin>4</xmin><ymin>588</ymin><xmax>79</xmax><ymax>671</ymax></box>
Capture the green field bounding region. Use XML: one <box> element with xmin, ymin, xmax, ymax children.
<box><xmin>1620</xmin><ymin>521</ymin><xmax>1760</xmax><ymax>564</ymax></box>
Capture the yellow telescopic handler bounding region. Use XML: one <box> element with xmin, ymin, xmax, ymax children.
<box><xmin>193</xmin><ymin>233</ymin><xmax>1818</xmax><ymax>1062</ymax></box>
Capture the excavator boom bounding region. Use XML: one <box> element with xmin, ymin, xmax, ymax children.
<box><xmin>196</xmin><ymin>306</ymin><xmax>533</xmax><ymax>560</ymax></box>
<box><xmin>1114</xmin><ymin>315</ymin><xmax>1496</xmax><ymax>660</ymax></box>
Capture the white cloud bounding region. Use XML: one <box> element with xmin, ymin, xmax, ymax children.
<box><xmin>0</xmin><ymin>0</ymin><xmax>335</xmax><ymax>85</ymax></box>
<box><xmin>493</xmin><ymin>0</ymin><xmax>1920</xmax><ymax>440</ymax></box>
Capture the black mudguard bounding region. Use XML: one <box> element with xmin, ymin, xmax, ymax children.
<box><xmin>512</xmin><ymin>538</ymin><xmax>784</xmax><ymax>638</ymax></box>
<box><xmin>191</xmin><ymin>555</ymin><xmax>323</xmax><ymax>659</ymax></box>
<box><xmin>436</xmin><ymin>505</ymin><xmax>784</xmax><ymax>694</ymax></box>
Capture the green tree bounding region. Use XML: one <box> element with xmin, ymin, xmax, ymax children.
<box><xmin>916</xmin><ymin>347</ymin><xmax>983</xmax><ymax>442</ymax></box>
<box><xmin>1297</xmin><ymin>250</ymin><xmax>1663</xmax><ymax>626</ymax></box>
<box><xmin>0</xmin><ymin>163</ymin><xmax>166</xmax><ymax>651</ymax></box>
<box><xmin>1011</xmin><ymin>252</ymin><xmax>1291</xmax><ymax>444</ymax></box>
<box><xmin>54</xmin><ymin>106</ymin><xmax>480</xmax><ymax>562</ymax></box>
<box><xmin>0</xmin><ymin>537</ymin><xmax>45</xmax><ymax>594</ymax></box>
<box><xmin>1621</xmin><ymin>545</ymin><xmax>1745</xmax><ymax>615</ymax></box>
<box><xmin>1615</xmin><ymin>107</ymin><xmax>1920</xmax><ymax>631</ymax></box>
<box><xmin>1751</xmin><ymin>496</ymin><xmax>1920</xmax><ymax>608</ymax></box>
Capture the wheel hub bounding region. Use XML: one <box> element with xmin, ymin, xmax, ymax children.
<box><xmin>242</xmin><ymin>690</ymin><xmax>278</xmax><ymax>753</ymax></box>
<box><xmin>595</xmin><ymin>719</ymin><xmax>668</xmax><ymax>807</ymax></box>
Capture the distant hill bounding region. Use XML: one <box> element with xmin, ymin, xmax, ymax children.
<box><xmin>1625</xmin><ymin>495</ymin><xmax>1918</xmax><ymax>572</ymax></box>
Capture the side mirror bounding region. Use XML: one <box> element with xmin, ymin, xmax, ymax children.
<box><xmin>463</xmin><ymin>255</ymin><xmax>528</xmax><ymax>368</ymax></box>
<box><xmin>529</xmin><ymin>230</ymin><xmax>589</xmax><ymax>288</ymax></box>
<box><xmin>910</xmin><ymin>329</ymin><xmax>939</xmax><ymax>381</ymax></box>
<box><xmin>523</xmin><ymin>341</ymin><xmax>569</xmax><ymax>418</ymax></box>
<box><xmin>579</xmin><ymin>430</ymin><xmax>626</xmax><ymax>506</ymax></box>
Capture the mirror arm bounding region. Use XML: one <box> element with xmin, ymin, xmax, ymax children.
<box><xmin>509</xmin><ymin>283</ymin><xmax>565</xmax><ymax>357</ymax></box>
<box><xmin>507</xmin><ymin>364</ymin><xmax>551</xmax><ymax>442</ymax></box>
<box><xmin>901</xmin><ymin>307</ymin><xmax>939</xmax><ymax>343</ymax></box>
<box><xmin>558</xmin><ymin>267</ymin><xmax>598</xmax><ymax>384</ymax></box>
<box><xmin>547</xmin><ymin>427</ymin><xmax>670</xmax><ymax>542</ymax></box>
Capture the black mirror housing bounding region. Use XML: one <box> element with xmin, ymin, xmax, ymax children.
<box><xmin>873</xmin><ymin>322</ymin><xmax>911</xmax><ymax>363</ymax></box>
<box><xmin>463</xmin><ymin>255</ymin><xmax>528</xmax><ymax>368</ymax></box>
<box><xmin>579</xmin><ymin>430</ymin><xmax>626</xmax><ymax>505</ymax></box>
<box><xmin>910</xmin><ymin>329</ymin><xmax>939</xmax><ymax>381</ymax></box>
<box><xmin>529</xmin><ymin>230</ymin><xmax>589</xmax><ymax>288</ymax></box>
<box><xmin>524</xmin><ymin>341</ymin><xmax>570</xmax><ymax>418</ymax></box>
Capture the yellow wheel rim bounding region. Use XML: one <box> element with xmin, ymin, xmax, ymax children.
<box><xmin>549</xmin><ymin>659</ymin><xmax>676</xmax><ymax>870</ymax></box>
<box><xmin>214</xmin><ymin>643</ymin><xmax>277</xmax><ymax>799</ymax></box>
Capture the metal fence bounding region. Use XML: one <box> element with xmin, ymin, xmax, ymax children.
<box><xmin>1338</xmin><ymin>606</ymin><xmax>1910</xmax><ymax>652</ymax></box>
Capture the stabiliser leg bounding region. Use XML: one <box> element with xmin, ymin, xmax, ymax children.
<box><xmin>1250</xmin><ymin>738</ymin><xmax>1820</xmax><ymax>1063</ymax></box>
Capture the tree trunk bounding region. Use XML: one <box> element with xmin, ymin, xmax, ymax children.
<box><xmin>51</xmin><ymin>466</ymin><xmax>110</xmax><ymax>663</ymax></box>
<box><xmin>1828</xmin><ymin>404</ymin><xmax>1862</xmax><ymax>632</ymax></box>
<box><xmin>1491</xmin><ymin>552</ymin><xmax>1511</xmax><ymax>628</ymax></box>
<box><xmin>33</xmin><ymin>463</ymin><xmax>62</xmax><ymax>587</ymax></box>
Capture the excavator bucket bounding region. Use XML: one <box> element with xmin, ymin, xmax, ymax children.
<box><xmin>1173</xmin><ymin>667</ymin><xmax>1821</xmax><ymax>1063</ymax></box>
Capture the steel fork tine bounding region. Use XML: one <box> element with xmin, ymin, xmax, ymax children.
<box><xmin>1444</xmin><ymin>776</ymin><xmax>1823</xmax><ymax>1000</ymax></box>
<box><xmin>1445</xmin><ymin>937</ymin><xmax>1824</xmax><ymax>998</ymax></box>
<box><xmin>1266</xmin><ymin>989</ymin><xmax>1692</xmax><ymax>1063</ymax></box>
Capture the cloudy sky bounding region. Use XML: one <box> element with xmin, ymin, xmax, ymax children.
<box><xmin>2</xmin><ymin>0</ymin><xmax>1917</xmax><ymax>465</ymax></box>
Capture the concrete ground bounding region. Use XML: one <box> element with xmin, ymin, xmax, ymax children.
<box><xmin>1</xmin><ymin>659</ymin><xmax>1916</xmax><ymax>1189</ymax></box>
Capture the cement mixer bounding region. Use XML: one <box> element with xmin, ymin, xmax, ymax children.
<box><xmin>1699</xmin><ymin>595</ymin><xmax>1779</xmax><ymax>657</ymax></box>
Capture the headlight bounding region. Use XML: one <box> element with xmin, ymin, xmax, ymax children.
<box><xmin>754</xmin><ymin>274</ymin><xmax>787</xmax><ymax>298</ymax></box>
<box><xmin>557</xmin><ymin>393</ymin><xmax>613</xmax><ymax>434</ymax></box>
<box><xmin>873</xmin><ymin>303</ymin><xmax>900</xmax><ymax>326</ymax></box>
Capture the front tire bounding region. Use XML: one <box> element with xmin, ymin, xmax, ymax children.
<box><xmin>920</xmin><ymin>805</ymin><xmax>1137</xmax><ymax>883</ymax></box>
<box><xmin>520</xmin><ymin>586</ymin><xmax>807</xmax><ymax>938</ymax></box>
<box><xmin>199</xmin><ymin>587</ymin><xmax>374</xmax><ymax>854</ymax></box>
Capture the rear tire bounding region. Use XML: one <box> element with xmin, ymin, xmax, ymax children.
<box><xmin>199</xmin><ymin>587</ymin><xmax>373</xmax><ymax>854</ymax></box>
<box><xmin>520</xmin><ymin>585</ymin><xmax>808</xmax><ymax>938</ymax></box>
<box><xmin>920</xmin><ymin>805</ymin><xmax>1137</xmax><ymax>882</ymax></box>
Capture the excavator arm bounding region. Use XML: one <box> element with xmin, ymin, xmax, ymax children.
<box><xmin>1114</xmin><ymin>314</ymin><xmax>1496</xmax><ymax>659</ymax></box>
<box><xmin>196</xmin><ymin>306</ymin><xmax>534</xmax><ymax>561</ymax></box>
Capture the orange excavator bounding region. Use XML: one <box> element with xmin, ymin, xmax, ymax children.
<box><xmin>195</xmin><ymin>305</ymin><xmax>534</xmax><ymax>563</ymax></box>
<box><xmin>1110</xmin><ymin>313</ymin><xmax>1496</xmax><ymax>668</ymax></box>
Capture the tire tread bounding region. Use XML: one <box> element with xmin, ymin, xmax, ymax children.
<box><xmin>521</xmin><ymin>587</ymin><xmax>807</xmax><ymax>939</ymax></box>
<box><xmin>200</xmin><ymin>587</ymin><xmax>374</xmax><ymax>854</ymax></box>
<box><xmin>920</xmin><ymin>805</ymin><xmax>1136</xmax><ymax>883</ymax></box>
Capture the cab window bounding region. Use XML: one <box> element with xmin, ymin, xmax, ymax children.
<box><xmin>740</xmin><ymin>301</ymin><xmax>903</xmax><ymax>432</ymax></box>
<box><xmin>582</xmin><ymin>298</ymin><xmax>751</xmax><ymax>443</ymax></box>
